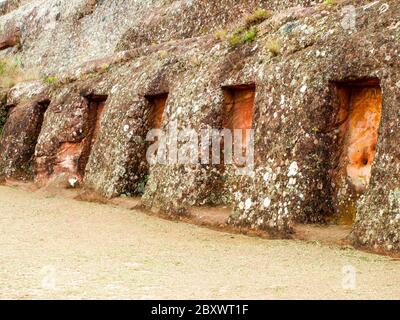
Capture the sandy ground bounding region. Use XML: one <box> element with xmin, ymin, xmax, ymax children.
<box><xmin>1</xmin><ymin>185</ymin><xmax>400</xmax><ymax>300</ymax></box>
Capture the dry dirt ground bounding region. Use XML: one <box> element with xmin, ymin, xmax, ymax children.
<box><xmin>1</xmin><ymin>185</ymin><xmax>400</xmax><ymax>300</ymax></box>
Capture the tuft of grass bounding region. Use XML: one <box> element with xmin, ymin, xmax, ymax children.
<box><xmin>214</xmin><ymin>29</ymin><xmax>228</xmax><ymax>41</ymax></box>
<box><xmin>245</xmin><ymin>8</ymin><xmax>273</xmax><ymax>28</ymax></box>
<box><xmin>227</xmin><ymin>25</ymin><xmax>259</xmax><ymax>47</ymax></box>
<box><xmin>227</xmin><ymin>32</ymin><xmax>242</xmax><ymax>47</ymax></box>
<box><xmin>311</xmin><ymin>126</ymin><xmax>320</xmax><ymax>134</ymax></box>
<box><xmin>223</xmin><ymin>8</ymin><xmax>273</xmax><ymax>48</ymax></box>
<box><xmin>243</xmin><ymin>27</ymin><xmax>258</xmax><ymax>43</ymax></box>
<box><xmin>323</xmin><ymin>0</ymin><xmax>337</xmax><ymax>5</ymax></box>
<box><xmin>43</xmin><ymin>75</ymin><xmax>58</xmax><ymax>86</ymax></box>
<box><xmin>266</xmin><ymin>39</ymin><xmax>281</xmax><ymax>57</ymax></box>
<box><xmin>0</xmin><ymin>58</ymin><xmax>40</xmax><ymax>89</ymax></box>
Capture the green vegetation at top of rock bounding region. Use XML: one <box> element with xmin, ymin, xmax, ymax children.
<box><xmin>244</xmin><ymin>8</ymin><xmax>273</xmax><ymax>28</ymax></box>
<box><xmin>43</xmin><ymin>75</ymin><xmax>59</xmax><ymax>86</ymax></box>
<box><xmin>323</xmin><ymin>0</ymin><xmax>338</xmax><ymax>6</ymax></box>
<box><xmin>226</xmin><ymin>25</ymin><xmax>260</xmax><ymax>47</ymax></box>
<box><xmin>216</xmin><ymin>8</ymin><xmax>272</xmax><ymax>48</ymax></box>
<box><xmin>242</xmin><ymin>27</ymin><xmax>259</xmax><ymax>43</ymax></box>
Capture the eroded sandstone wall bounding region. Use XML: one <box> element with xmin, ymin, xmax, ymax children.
<box><xmin>0</xmin><ymin>95</ymin><xmax>49</xmax><ymax>179</ymax></box>
<box><xmin>0</xmin><ymin>0</ymin><xmax>322</xmax><ymax>75</ymax></box>
<box><xmin>0</xmin><ymin>0</ymin><xmax>399</xmax><ymax>252</ymax></box>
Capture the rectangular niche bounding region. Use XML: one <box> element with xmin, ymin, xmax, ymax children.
<box><xmin>333</xmin><ymin>79</ymin><xmax>382</xmax><ymax>225</ymax></box>
<box><xmin>29</xmin><ymin>100</ymin><xmax>50</xmax><ymax>168</ymax></box>
<box><xmin>34</xmin><ymin>100</ymin><xmax>50</xmax><ymax>134</ymax></box>
<box><xmin>222</xmin><ymin>84</ymin><xmax>256</xmax><ymax>165</ymax></box>
<box><xmin>78</xmin><ymin>95</ymin><xmax>108</xmax><ymax>177</ymax></box>
<box><xmin>127</xmin><ymin>92</ymin><xmax>169</xmax><ymax>196</ymax></box>
<box><xmin>146</xmin><ymin>93</ymin><xmax>169</xmax><ymax>130</ymax></box>
<box><xmin>22</xmin><ymin>100</ymin><xmax>49</xmax><ymax>161</ymax></box>
<box><xmin>145</xmin><ymin>93</ymin><xmax>168</xmax><ymax>159</ymax></box>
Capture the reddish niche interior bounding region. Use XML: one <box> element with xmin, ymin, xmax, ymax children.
<box><xmin>223</xmin><ymin>85</ymin><xmax>255</xmax><ymax>160</ymax></box>
<box><xmin>147</xmin><ymin>93</ymin><xmax>168</xmax><ymax>130</ymax></box>
<box><xmin>53</xmin><ymin>95</ymin><xmax>107</xmax><ymax>181</ymax></box>
<box><xmin>334</xmin><ymin>81</ymin><xmax>382</xmax><ymax>224</ymax></box>
<box><xmin>337</xmin><ymin>83</ymin><xmax>382</xmax><ymax>192</ymax></box>
<box><xmin>144</xmin><ymin>93</ymin><xmax>168</xmax><ymax>164</ymax></box>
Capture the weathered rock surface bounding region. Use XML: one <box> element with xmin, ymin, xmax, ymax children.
<box><xmin>0</xmin><ymin>0</ymin><xmax>399</xmax><ymax>253</ymax></box>
<box><xmin>0</xmin><ymin>20</ymin><xmax>20</xmax><ymax>50</ymax></box>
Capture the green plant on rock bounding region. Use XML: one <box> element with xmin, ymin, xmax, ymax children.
<box><xmin>323</xmin><ymin>0</ymin><xmax>337</xmax><ymax>6</ymax></box>
<box><xmin>224</xmin><ymin>7</ymin><xmax>273</xmax><ymax>48</ymax></box>
<box><xmin>227</xmin><ymin>32</ymin><xmax>242</xmax><ymax>47</ymax></box>
<box><xmin>43</xmin><ymin>75</ymin><xmax>58</xmax><ymax>86</ymax></box>
<box><xmin>243</xmin><ymin>27</ymin><xmax>258</xmax><ymax>43</ymax></box>
<box><xmin>227</xmin><ymin>26</ymin><xmax>259</xmax><ymax>47</ymax></box>
<box><xmin>311</xmin><ymin>126</ymin><xmax>320</xmax><ymax>134</ymax></box>
<box><xmin>244</xmin><ymin>8</ymin><xmax>273</xmax><ymax>28</ymax></box>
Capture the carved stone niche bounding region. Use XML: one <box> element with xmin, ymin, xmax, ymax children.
<box><xmin>222</xmin><ymin>84</ymin><xmax>256</xmax><ymax>166</ymax></box>
<box><xmin>52</xmin><ymin>95</ymin><xmax>108</xmax><ymax>183</ymax></box>
<box><xmin>331</xmin><ymin>79</ymin><xmax>382</xmax><ymax>225</ymax></box>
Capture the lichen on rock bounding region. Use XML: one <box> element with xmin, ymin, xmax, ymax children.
<box><xmin>0</xmin><ymin>0</ymin><xmax>399</xmax><ymax>253</ymax></box>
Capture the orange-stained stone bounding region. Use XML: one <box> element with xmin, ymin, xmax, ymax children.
<box><xmin>224</xmin><ymin>88</ymin><xmax>255</xmax><ymax>128</ymax></box>
<box><xmin>345</xmin><ymin>87</ymin><xmax>382</xmax><ymax>192</ymax></box>
<box><xmin>339</xmin><ymin>87</ymin><xmax>382</xmax><ymax>193</ymax></box>
<box><xmin>335</xmin><ymin>84</ymin><xmax>382</xmax><ymax>224</ymax></box>
<box><xmin>147</xmin><ymin>93</ymin><xmax>168</xmax><ymax>129</ymax></box>
<box><xmin>49</xmin><ymin>97</ymin><xmax>107</xmax><ymax>182</ymax></box>
<box><xmin>53</xmin><ymin>142</ymin><xmax>84</xmax><ymax>179</ymax></box>
<box><xmin>229</xmin><ymin>89</ymin><xmax>255</xmax><ymax>131</ymax></box>
<box><xmin>223</xmin><ymin>86</ymin><xmax>255</xmax><ymax>156</ymax></box>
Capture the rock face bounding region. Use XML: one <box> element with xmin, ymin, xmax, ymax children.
<box><xmin>0</xmin><ymin>93</ymin><xmax>49</xmax><ymax>179</ymax></box>
<box><xmin>0</xmin><ymin>21</ymin><xmax>20</xmax><ymax>50</ymax></box>
<box><xmin>0</xmin><ymin>0</ymin><xmax>400</xmax><ymax>252</ymax></box>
